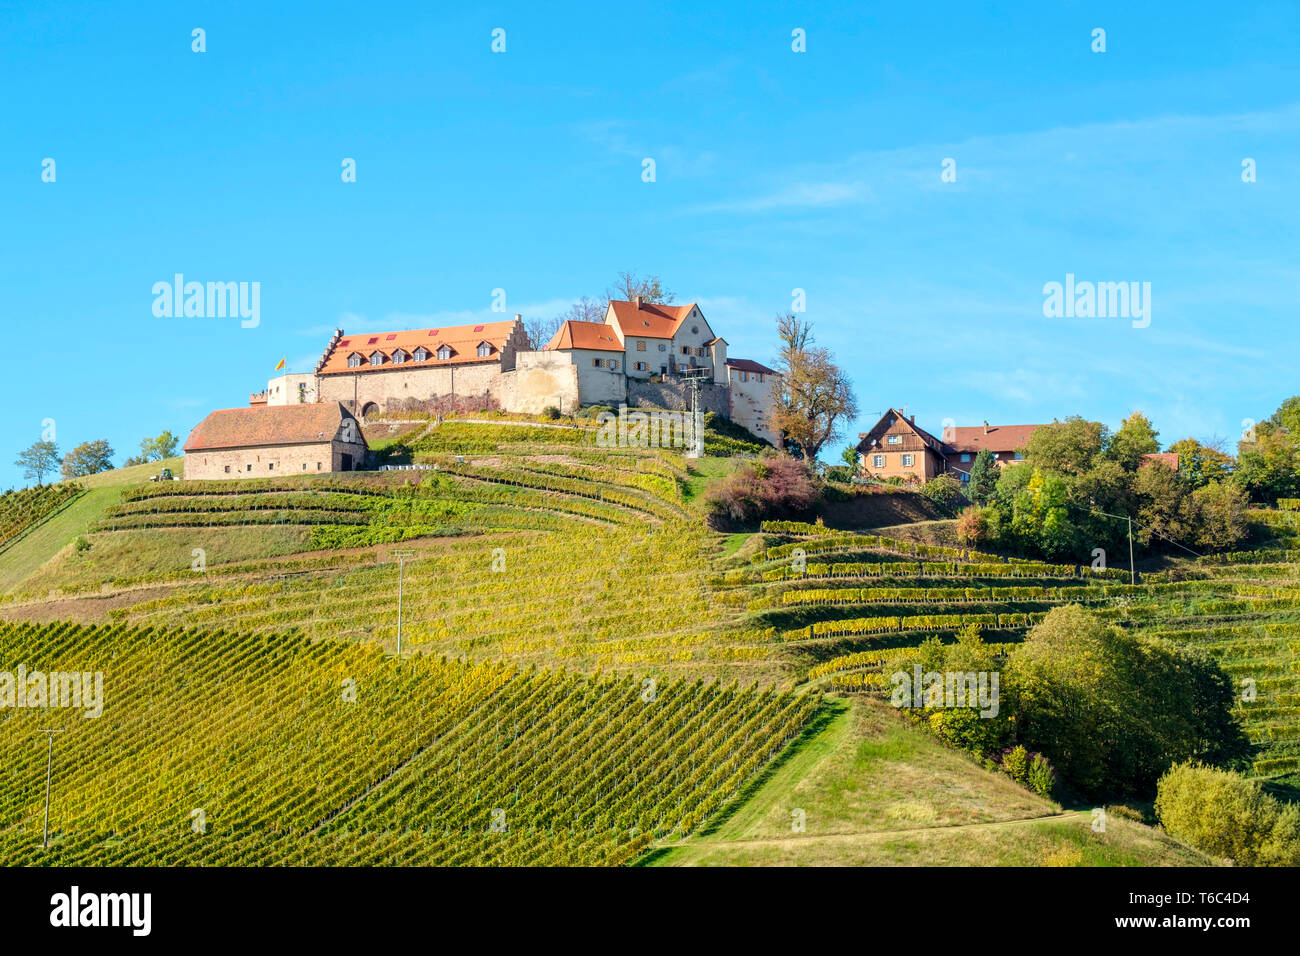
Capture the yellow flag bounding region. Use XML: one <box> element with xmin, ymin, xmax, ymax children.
<box><xmin>274</xmin><ymin>357</ymin><xmax>286</xmax><ymax>370</ymax></box>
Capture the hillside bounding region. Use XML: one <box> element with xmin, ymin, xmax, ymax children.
<box><xmin>0</xmin><ymin>418</ymin><xmax>1289</xmax><ymax>865</ymax></box>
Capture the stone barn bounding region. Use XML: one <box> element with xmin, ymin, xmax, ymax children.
<box><xmin>182</xmin><ymin>402</ymin><xmax>369</xmax><ymax>480</ymax></box>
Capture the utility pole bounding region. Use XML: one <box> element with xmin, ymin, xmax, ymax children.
<box><xmin>391</xmin><ymin>549</ymin><xmax>416</xmax><ymax>655</ymax></box>
<box><xmin>1127</xmin><ymin>516</ymin><xmax>1136</xmax><ymax>586</ymax></box>
<box><xmin>38</xmin><ymin>729</ymin><xmax>64</xmax><ymax>850</ymax></box>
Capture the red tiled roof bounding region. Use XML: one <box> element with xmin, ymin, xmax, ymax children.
<box><xmin>183</xmin><ymin>403</ymin><xmax>363</xmax><ymax>452</ymax></box>
<box><xmin>606</xmin><ymin>299</ymin><xmax>698</xmax><ymax>340</ymax></box>
<box><xmin>545</xmin><ymin>320</ymin><xmax>623</xmax><ymax>352</ymax></box>
<box><xmin>942</xmin><ymin>423</ymin><xmax>1045</xmax><ymax>455</ymax></box>
<box><xmin>1141</xmin><ymin>452</ymin><xmax>1181</xmax><ymax>470</ymax></box>
<box><xmin>726</xmin><ymin>358</ymin><xmax>777</xmax><ymax>375</ymax></box>
<box><xmin>319</xmin><ymin>320</ymin><xmax>518</xmax><ymax>375</ymax></box>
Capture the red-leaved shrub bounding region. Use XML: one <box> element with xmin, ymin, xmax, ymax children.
<box><xmin>704</xmin><ymin>457</ymin><xmax>820</xmax><ymax>526</ymax></box>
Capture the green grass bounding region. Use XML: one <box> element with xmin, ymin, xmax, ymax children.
<box><xmin>0</xmin><ymin>487</ymin><xmax>124</xmax><ymax>595</ymax></box>
<box><xmin>73</xmin><ymin>456</ymin><xmax>184</xmax><ymax>489</ymax></box>
<box><xmin>649</xmin><ymin>697</ymin><xmax>1215</xmax><ymax>867</ymax></box>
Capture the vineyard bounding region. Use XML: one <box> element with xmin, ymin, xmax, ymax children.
<box><xmin>0</xmin><ymin>483</ymin><xmax>82</xmax><ymax>553</ymax></box>
<box><xmin>749</xmin><ymin>521</ymin><xmax>1300</xmax><ymax>780</ymax></box>
<box><xmin>0</xmin><ymin>620</ymin><xmax>819</xmax><ymax>865</ymax></box>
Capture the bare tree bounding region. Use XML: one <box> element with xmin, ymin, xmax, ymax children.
<box><xmin>770</xmin><ymin>314</ymin><xmax>858</xmax><ymax>461</ymax></box>
<box><xmin>605</xmin><ymin>272</ymin><xmax>674</xmax><ymax>305</ymax></box>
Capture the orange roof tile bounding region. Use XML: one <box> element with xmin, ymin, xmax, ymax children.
<box><xmin>545</xmin><ymin>320</ymin><xmax>623</xmax><ymax>352</ymax></box>
<box><xmin>606</xmin><ymin>299</ymin><xmax>698</xmax><ymax>340</ymax></box>
<box><xmin>942</xmin><ymin>423</ymin><xmax>1045</xmax><ymax>455</ymax></box>
<box><xmin>183</xmin><ymin>403</ymin><xmax>364</xmax><ymax>452</ymax></box>
<box><xmin>318</xmin><ymin>320</ymin><xmax>518</xmax><ymax>375</ymax></box>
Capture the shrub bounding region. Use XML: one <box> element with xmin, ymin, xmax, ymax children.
<box><xmin>1155</xmin><ymin>762</ymin><xmax>1300</xmax><ymax>866</ymax></box>
<box><xmin>704</xmin><ymin>457</ymin><xmax>819</xmax><ymax>526</ymax></box>
<box><xmin>541</xmin><ymin>406</ymin><xmax>561</xmax><ymax>421</ymax></box>
<box><xmin>1027</xmin><ymin>753</ymin><xmax>1056</xmax><ymax>797</ymax></box>
<box><xmin>922</xmin><ymin>474</ymin><xmax>963</xmax><ymax>516</ymax></box>
<box><xmin>1001</xmin><ymin>745</ymin><xmax>1030</xmax><ymax>785</ymax></box>
<box><xmin>955</xmin><ymin>505</ymin><xmax>990</xmax><ymax>545</ymax></box>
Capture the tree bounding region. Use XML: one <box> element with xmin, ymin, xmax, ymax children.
<box><xmin>1105</xmin><ymin>411</ymin><xmax>1161</xmax><ymax>470</ymax></box>
<box><xmin>1167</xmin><ymin>437</ymin><xmax>1234</xmax><ymax>489</ymax></box>
<box><xmin>523</xmin><ymin>315</ymin><xmax>565</xmax><ymax>351</ymax></box>
<box><xmin>839</xmin><ymin>444</ymin><xmax>859</xmax><ymax>473</ymax></box>
<box><xmin>605</xmin><ymin>271</ymin><xmax>674</xmax><ymax>305</ymax></box>
<box><xmin>1023</xmin><ymin>417</ymin><xmax>1107</xmax><ymax>477</ymax></box>
<box><xmin>1155</xmin><ymin>763</ymin><xmax>1300</xmax><ymax>866</ymax></box>
<box><xmin>966</xmin><ymin>449</ymin><xmax>999</xmax><ymax>505</ymax></box>
<box><xmin>1132</xmin><ymin>460</ymin><xmax>1196</xmax><ymax>549</ymax></box>
<box><xmin>1236</xmin><ymin>396</ymin><xmax>1300</xmax><ymax>502</ymax></box>
<box><xmin>140</xmin><ymin>430</ymin><xmax>179</xmax><ymax>462</ymax></box>
<box><xmin>921</xmin><ymin>474</ymin><xmax>963</xmax><ymax>516</ymax></box>
<box><xmin>1192</xmin><ymin>479</ymin><xmax>1250</xmax><ymax>551</ymax></box>
<box><xmin>15</xmin><ymin>441</ymin><xmax>61</xmax><ymax>485</ymax></box>
<box><xmin>770</xmin><ymin>314</ymin><xmax>858</xmax><ymax>461</ymax></box>
<box><xmin>61</xmin><ymin>440</ymin><xmax>116</xmax><ymax>479</ymax></box>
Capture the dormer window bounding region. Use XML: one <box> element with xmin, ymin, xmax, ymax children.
<box><xmin>413</xmin><ymin>347</ymin><xmax>428</xmax><ymax>362</ymax></box>
<box><xmin>392</xmin><ymin>349</ymin><xmax>408</xmax><ymax>364</ymax></box>
<box><xmin>347</xmin><ymin>353</ymin><xmax>363</xmax><ymax>368</ymax></box>
<box><xmin>369</xmin><ymin>351</ymin><xmax>384</xmax><ymax>366</ymax></box>
<box><xmin>436</xmin><ymin>345</ymin><xmax>452</xmax><ymax>360</ymax></box>
<box><xmin>887</xmin><ymin>435</ymin><xmax>901</xmax><ymax>444</ymax></box>
<box><xmin>477</xmin><ymin>342</ymin><xmax>492</xmax><ymax>358</ymax></box>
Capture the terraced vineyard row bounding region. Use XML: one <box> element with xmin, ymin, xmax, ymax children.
<box><xmin>0</xmin><ymin>483</ymin><xmax>83</xmax><ymax>551</ymax></box>
<box><xmin>0</xmin><ymin>620</ymin><xmax>820</xmax><ymax>866</ymax></box>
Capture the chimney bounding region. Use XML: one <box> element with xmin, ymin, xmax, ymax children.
<box><xmin>634</xmin><ymin>295</ymin><xmax>643</xmax><ymax>309</ymax></box>
<box><xmin>983</xmin><ymin>421</ymin><xmax>989</xmax><ymax>434</ymax></box>
<box><xmin>910</xmin><ymin>414</ymin><xmax>915</xmax><ymax>424</ymax></box>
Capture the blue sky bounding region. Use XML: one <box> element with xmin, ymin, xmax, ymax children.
<box><xmin>3</xmin><ymin>1</ymin><xmax>1298</xmax><ymax>485</ymax></box>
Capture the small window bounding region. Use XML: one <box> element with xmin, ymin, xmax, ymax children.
<box><xmin>392</xmin><ymin>350</ymin><xmax>407</xmax><ymax>364</ymax></box>
<box><xmin>224</xmin><ymin>465</ymin><xmax>230</xmax><ymax>473</ymax></box>
<box><xmin>658</xmin><ymin>343</ymin><xmax>666</xmax><ymax>352</ymax></box>
<box><xmin>437</xmin><ymin>345</ymin><xmax>452</xmax><ymax>360</ymax></box>
<box><xmin>887</xmin><ymin>435</ymin><xmax>901</xmax><ymax>445</ymax></box>
<box><xmin>414</xmin><ymin>347</ymin><xmax>428</xmax><ymax>362</ymax></box>
<box><xmin>756</xmin><ymin>374</ymin><xmax>763</xmax><ymax>383</ymax></box>
<box><xmin>903</xmin><ymin>454</ymin><xmax>914</xmax><ymax>467</ymax></box>
<box><xmin>635</xmin><ymin>361</ymin><xmax>647</xmax><ymax>371</ymax></box>
<box><xmin>302</xmin><ymin>463</ymin><xmax>307</xmax><ymax>470</ymax></box>
<box><xmin>592</xmin><ymin>358</ymin><xmax>602</xmax><ymax>368</ymax></box>
<box><xmin>609</xmin><ymin>359</ymin><xmax>619</xmax><ymax>370</ymax></box>
<box><xmin>680</xmin><ymin>346</ymin><xmax>690</xmax><ymax>355</ymax></box>
<box><xmin>477</xmin><ymin>343</ymin><xmax>492</xmax><ymax>358</ymax></box>
<box><xmin>269</xmin><ymin>462</ymin><xmax>275</xmax><ymax>470</ymax></box>
<box><xmin>961</xmin><ymin>453</ymin><xmax>971</xmax><ymax>462</ymax></box>
<box><xmin>872</xmin><ymin>455</ymin><xmax>885</xmax><ymax>468</ymax></box>
<box><xmin>347</xmin><ymin>354</ymin><xmax>362</xmax><ymax>368</ymax></box>
<box><xmin>691</xmin><ymin>326</ymin><xmax>699</xmax><ymax>334</ymax></box>
<box><xmin>369</xmin><ymin>352</ymin><xmax>383</xmax><ymax>366</ymax></box>
<box><xmin>695</xmin><ymin>347</ymin><xmax>705</xmax><ymax>357</ymax></box>
<box><xmin>636</xmin><ymin>340</ymin><xmax>646</xmax><ymax>352</ymax></box>
<box><xmin>317</xmin><ymin>462</ymin><xmax>322</xmax><ymax>470</ymax></box>
<box><xmin>740</xmin><ymin>371</ymin><xmax>748</xmax><ymax>382</ymax></box>
<box><xmin>246</xmin><ymin>464</ymin><xmax>252</xmax><ymax>472</ymax></box>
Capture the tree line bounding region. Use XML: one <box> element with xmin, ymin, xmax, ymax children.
<box><xmin>14</xmin><ymin>431</ymin><xmax>179</xmax><ymax>485</ymax></box>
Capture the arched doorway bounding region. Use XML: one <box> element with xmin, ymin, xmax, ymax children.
<box><xmin>360</xmin><ymin>401</ymin><xmax>380</xmax><ymax>420</ymax></box>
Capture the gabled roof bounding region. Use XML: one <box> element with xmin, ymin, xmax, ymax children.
<box><xmin>856</xmin><ymin>408</ymin><xmax>946</xmax><ymax>455</ymax></box>
<box><xmin>545</xmin><ymin>320</ymin><xmax>622</xmax><ymax>352</ymax></box>
<box><xmin>606</xmin><ymin>299</ymin><xmax>700</xmax><ymax>340</ymax></box>
<box><xmin>941</xmin><ymin>423</ymin><xmax>1045</xmax><ymax>455</ymax></box>
<box><xmin>183</xmin><ymin>403</ymin><xmax>364</xmax><ymax>452</ymax></box>
<box><xmin>726</xmin><ymin>358</ymin><xmax>777</xmax><ymax>375</ymax></box>
<box><xmin>317</xmin><ymin>320</ymin><xmax>518</xmax><ymax>374</ymax></box>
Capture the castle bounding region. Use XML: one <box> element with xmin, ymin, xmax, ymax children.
<box><xmin>251</xmin><ymin>298</ymin><xmax>782</xmax><ymax>446</ymax></box>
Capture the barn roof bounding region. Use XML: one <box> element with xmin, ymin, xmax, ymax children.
<box><xmin>183</xmin><ymin>403</ymin><xmax>363</xmax><ymax>452</ymax></box>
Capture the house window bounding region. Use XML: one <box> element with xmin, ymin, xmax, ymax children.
<box><xmin>961</xmin><ymin>453</ymin><xmax>971</xmax><ymax>462</ymax></box>
<box><xmin>635</xmin><ymin>361</ymin><xmax>647</xmax><ymax>371</ymax></box>
<box><xmin>392</xmin><ymin>350</ymin><xmax>407</xmax><ymax>364</ymax></box>
<box><xmin>224</xmin><ymin>465</ymin><xmax>230</xmax><ymax>473</ymax></box>
<box><xmin>592</xmin><ymin>358</ymin><xmax>603</xmax><ymax>368</ymax></box>
<box><xmin>756</xmin><ymin>374</ymin><xmax>763</xmax><ymax>383</ymax></box>
<box><xmin>347</xmin><ymin>354</ymin><xmax>362</xmax><ymax>368</ymax></box>
<box><xmin>887</xmin><ymin>435</ymin><xmax>901</xmax><ymax>445</ymax></box>
<box><xmin>414</xmin><ymin>347</ymin><xmax>428</xmax><ymax>362</ymax></box>
<box><xmin>317</xmin><ymin>462</ymin><xmax>322</xmax><ymax>470</ymax></box>
<box><xmin>740</xmin><ymin>371</ymin><xmax>748</xmax><ymax>382</ymax></box>
<box><xmin>636</xmin><ymin>340</ymin><xmax>646</xmax><ymax>351</ymax></box>
<box><xmin>872</xmin><ymin>455</ymin><xmax>885</xmax><ymax>468</ymax></box>
<box><xmin>903</xmin><ymin>454</ymin><xmax>914</xmax><ymax>467</ymax></box>
<box><xmin>657</xmin><ymin>344</ymin><xmax>666</xmax><ymax>352</ymax></box>
<box><xmin>477</xmin><ymin>343</ymin><xmax>492</xmax><ymax>358</ymax></box>
<box><xmin>681</xmin><ymin>346</ymin><xmax>690</xmax><ymax>355</ymax></box>
<box><xmin>246</xmin><ymin>464</ymin><xmax>252</xmax><ymax>472</ymax></box>
<box><xmin>695</xmin><ymin>347</ymin><xmax>705</xmax><ymax>357</ymax></box>
<box><xmin>369</xmin><ymin>352</ymin><xmax>383</xmax><ymax>366</ymax></box>
<box><xmin>609</xmin><ymin>359</ymin><xmax>619</xmax><ymax>370</ymax></box>
<box><xmin>437</xmin><ymin>345</ymin><xmax>452</xmax><ymax>360</ymax></box>
<box><xmin>302</xmin><ymin>463</ymin><xmax>307</xmax><ymax>470</ymax></box>
<box><xmin>691</xmin><ymin>326</ymin><xmax>699</xmax><ymax>334</ymax></box>
<box><xmin>269</xmin><ymin>462</ymin><xmax>275</xmax><ymax>470</ymax></box>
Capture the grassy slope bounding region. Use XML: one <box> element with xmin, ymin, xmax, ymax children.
<box><xmin>649</xmin><ymin>697</ymin><xmax>1215</xmax><ymax>867</ymax></box>
<box><xmin>0</xmin><ymin>457</ymin><xmax>184</xmax><ymax>595</ymax></box>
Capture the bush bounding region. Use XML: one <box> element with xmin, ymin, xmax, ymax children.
<box><xmin>1001</xmin><ymin>745</ymin><xmax>1030</xmax><ymax>785</ymax></box>
<box><xmin>955</xmin><ymin>505</ymin><xmax>990</xmax><ymax>545</ymax></box>
<box><xmin>922</xmin><ymin>474</ymin><xmax>963</xmax><ymax>516</ymax></box>
<box><xmin>541</xmin><ymin>405</ymin><xmax>561</xmax><ymax>421</ymax></box>
<box><xmin>1155</xmin><ymin>762</ymin><xmax>1300</xmax><ymax>866</ymax></box>
<box><xmin>704</xmin><ymin>457</ymin><xmax>819</xmax><ymax>526</ymax></box>
<box><xmin>1027</xmin><ymin>753</ymin><xmax>1056</xmax><ymax>797</ymax></box>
